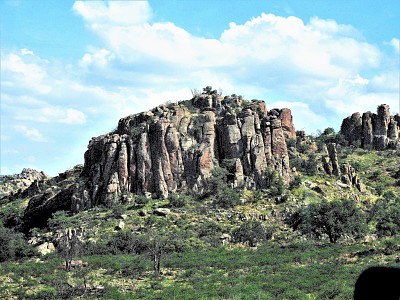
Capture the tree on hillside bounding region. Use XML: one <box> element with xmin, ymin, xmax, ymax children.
<box><xmin>0</xmin><ymin>220</ymin><xmax>35</xmax><ymax>262</ymax></box>
<box><xmin>48</xmin><ymin>211</ymin><xmax>82</xmax><ymax>271</ymax></box>
<box><xmin>370</xmin><ymin>192</ymin><xmax>400</xmax><ymax>237</ymax></box>
<box><xmin>232</xmin><ymin>220</ymin><xmax>274</xmax><ymax>247</ymax></box>
<box><xmin>286</xmin><ymin>199</ymin><xmax>367</xmax><ymax>243</ymax></box>
<box><xmin>208</xmin><ymin>167</ymin><xmax>240</xmax><ymax>208</ymax></box>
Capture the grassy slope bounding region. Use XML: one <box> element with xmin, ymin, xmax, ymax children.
<box><xmin>1</xmin><ymin>237</ymin><xmax>399</xmax><ymax>299</ymax></box>
<box><xmin>0</xmin><ymin>149</ymin><xmax>399</xmax><ymax>299</ymax></box>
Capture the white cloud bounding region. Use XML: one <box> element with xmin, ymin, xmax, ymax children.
<box><xmin>15</xmin><ymin>107</ymin><xmax>86</xmax><ymax>124</ymax></box>
<box><xmin>2</xmin><ymin>2</ymin><xmax>399</xmax><ymax>176</ymax></box>
<box><xmin>1</xmin><ymin>52</ymin><xmax>51</xmax><ymax>94</ymax></box>
<box><xmin>20</xmin><ymin>48</ymin><xmax>34</xmax><ymax>56</ymax></box>
<box><xmin>389</xmin><ymin>38</ymin><xmax>399</xmax><ymax>53</ymax></box>
<box><xmin>72</xmin><ymin>1</ymin><xmax>152</xmax><ymax>26</ymax></box>
<box><xmin>15</xmin><ymin>125</ymin><xmax>46</xmax><ymax>142</ymax></box>
<box><xmin>79</xmin><ymin>48</ymin><xmax>115</xmax><ymax>68</ymax></box>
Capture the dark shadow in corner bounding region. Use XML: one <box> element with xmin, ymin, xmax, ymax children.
<box><xmin>354</xmin><ymin>266</ymin><xmax>400</xmax><ymax>300</ymax></box>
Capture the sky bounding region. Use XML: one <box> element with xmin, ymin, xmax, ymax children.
<box><xmin>1</xmin><ymin>0</ymin><xmax>399</xmax><ymax>176</ymax></box>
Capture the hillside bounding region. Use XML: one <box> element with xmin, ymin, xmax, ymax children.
<box><xmin>0</xmin><ymin>88</ymin><xmax>399</xmax><ymax>299</ymax></box>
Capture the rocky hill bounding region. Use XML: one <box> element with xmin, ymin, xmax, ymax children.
<box><xmin>2</xmin><ymin>89</ymin><xmax>398</xmax><ymax>232</ymax></box>
<box><xmin>82</xmin><ymin>87</ymin><xmax>296</xmax><ymax>207</ymax></box>
<box><xmin>341</xmin><ymin>104</ymin><xmax>400</xmax><ymax>150</ymax></box>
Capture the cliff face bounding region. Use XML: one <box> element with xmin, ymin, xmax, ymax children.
<box><xmin>81</xmin><ymin>89</ymin><xmax>296</xmax><ymax>207</ymax></box>
<box><xmin>341</xmin><ymin>104</ymin><xmax>400</xmax><ymax>150</ymax></box>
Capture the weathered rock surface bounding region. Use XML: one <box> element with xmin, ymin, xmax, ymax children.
<box><xmin>22</xmin><ymin>166</ymin><xmax>84</xmax><ymax>231</ymax></box>
<box><xmin>322</xmin><ymin>143</ymin><xmax>365</xmax><ymax>192</ymax></box>
<box><xmin>341</xmin><ymin>104</ymin><xmax>400</xmax><ymax>150</ymax></box>
<box><xmin>0</xmin><ymin>168</ymin><xmax>48</xmax><ymax>199</ymax></box>
<box><xmin>80</xmin><ymin>89</ymin><xmax>296</xmax><ymax>206</ymax></box>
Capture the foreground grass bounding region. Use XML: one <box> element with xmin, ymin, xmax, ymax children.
<box><xmin>1</xmin><ymin>237</ymin><xmax>399</xmax><ymax>299</ymax></box>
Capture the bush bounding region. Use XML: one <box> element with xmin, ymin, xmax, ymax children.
<box><xmin>370</xmin><ymin>193</ymin><xmax>400</xmax><ymax>237</ymax></box>
<box><xmin>304</xmin><ymin>153</ymin><xmax>318</xmax><ymax>176</ymax></box>
<box><xmin>263</xmin><ymin>168</ymin><xmax>286</xmax><ymax>196</ymax></box>
<box><xmin>107</xmin><ymin>230</ymin><xmax>147</xmax><ymax>254</ymax></box>
<box><xmin>287</xmin><ymin>199</ymin><xmax>367</xmax><ymax>243</ymax></box>
<box><xmin>0</xmin><ymin>220</ymin><xmax>36</xmax><ymax>262</ymax></box>
<box><xmin>232</xmin><ymin>221</ymin><xmax>274</xmax><ymax>247</ymax></box>
<box><xmin>135</xmin><ymin>195</ymin><xmax>150</xmax><ymax>205</ymax></box>
<box><xmin>197</xmin><ymin>221</ymin><xmax>223</xmax><ymax>247</ymax></box>
<box><xmin>208</xmin><ymin>167</ymin><xmax>240</xmax><ymax>208</ymax></box>
<box><xmin>289</xmin><ymin>176</ymin><xmax>302</xmax><ymax>190</ymax></box>
<box><xmin>168</xmin><ymin>193</ymin><xmax>193</xmax><ymax>208</ymax></box>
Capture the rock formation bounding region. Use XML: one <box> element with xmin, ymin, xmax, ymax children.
<box><xmin>81</xmin><ymin>88</ymin><xmax>296</xmax><ymax>207</ymax></box>
<box><xmin>340</xmin><ymin>104</ymin><xmax>400</xmax><ymax>150</ymax></box>
<box><xmin>322</xmin><ymin>143</ymin><xmax>365</xmax><ymax>192</ymax></box>
<box><xmin>0</xmin><ymin>168</ymin><xmax>48</xmax><ymax>199</ymax></box>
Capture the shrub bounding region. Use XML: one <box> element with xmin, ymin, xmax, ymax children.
<box><xmin>232</xmin><ymin>220</ymin><xmax>274</xmax><ymax>247</ymax></box>
<box><xmin>168</xmin><ymin>193</ymin><xmax>193</xmax><ymax>208</ymax></box>
<box><xmin>197</xmin><ymin>221</ymin><xmax>223</xmax><ymax>247</ymax></box>
<box><xmin>0</xmin><ymin>220</ymin><xmax>36</xmax><ymax>262</ymax></box>
<box><xmin>208</xmin><ymin>167</ymin><xmax>240</xmax><ymax>208</ymax></box>
<box><xmin>289</xmin><ymin>175</ymin><xmax>302</xmax><ymax>190</ymax></box>
<box><xmin>304</xmin><ymin>153</ymin><xmax>318</xmax><ymax>176</ymax></box>
<box><xmin>287</xmin><ymin>199</ymin><xmax>367</xmax><ymax>243</ymax></box>
<box><xmin>135</xmin><ymin>195</ymin><xmax>150</xmax><ymax>205</ymax></box>
<box><xmin>370</xmin><ymin>193</ymin><xmax>400</xmax><ymax>237</ymax></box>
<box><xmin>263</xmin><ymin>168</ymin><xmax>286</xmax><ymax>196</ymax></box>
<box><xmin>107</xmin><ymin>230</ymin><xmax>147</xmax><ymax>254</ymax></box>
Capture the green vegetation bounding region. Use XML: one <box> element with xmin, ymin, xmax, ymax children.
<box><xmin>1</xmin><ymin>130</ymin><xmax>400</xmax><ymax>298</ymax></box>
<box><xmin>286</xmin><ymin>199</ymin><xmax>367</xmax><ymax>243</ymax></box>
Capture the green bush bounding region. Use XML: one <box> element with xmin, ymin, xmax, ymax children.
<box><xmin>135</xmin><ymin>195</ymin><xmax>150</xmax><ymax>205</ymax></box>
<box><xmin>370</xmin><ymin>193</ymin><xmax>400</xmax><ymax>237</ymax></box>
<box><xmin>287</xmin><ymin>199</ymin><xmax>368</xmax><ymax>243</ymax></box>
<box><xmin>197</xmin><ymin>221</ymin><xmax>223</xmax><ymax>247</ymax></box>
<box><xmin>263</xmin><ymin>167</ymin><xmax>286</xmax><ymax>196</ymax></box>
<box><xmin>304</xmin><ymin>153</ymin><xmax>318</xmax><ymax>176</ymax></box>
<box><xmin>208</xmin><ymin>167</ymin><xmax>240</xmax><ymax>208</ymax></box>
<box><xmin>168</xmin><ymin>193</ymin><xmax>193</xmax><ymax>208</ymax></box>
<box><xmin>232</xmin><ymin>220</ymin><xmax>274</xmax><ymax>247</ymax></box>
<box><xmin>107</xmin><ymin>230</ymin><xmax>147</xmax><ymax>254</ymax></box>
<box><xmin>0</xmin><ymin>220</ymin><xmax>36</xmax><ymax>262</ymax></box>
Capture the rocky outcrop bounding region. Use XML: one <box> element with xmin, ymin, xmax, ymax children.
<box><xmin>341</xmin><ymin>104</ymin><xmax>400</xmax><ymax>150</ymax></box>
<box><xmin>0</xmin><ymin>168</ymin><xmax>48</xmax><ymax>199</ymax></box>
<box><xmin>81</xmin><ymin>88</ymin><xmax>296</xmax><ymax>206</ymax></box>
<box><xmin>22</xmin><ymin>166</ymin><xmax>84</xmax><ymax>231</ymax></box>
<box><xmin>322</xmin><ymin>143</ymin><xmax>365</xmax><ymax>192</ymax></box>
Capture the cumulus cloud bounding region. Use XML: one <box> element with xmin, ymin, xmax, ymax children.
<box><xmin>15</xmin><ymin>125</ymin><xmax>46</xmax><ymax>142</ymax></box>
<box><xmin>2</xmin><ymin>1</ymin><xmax>399</xmax><ymax>175</ymax></box>
<box><xmin>389</xmin><ymin>38</ymin><xmax>399</xmax><ymax>53</ymax></box>
<box><xmin>1</xmin><ymin>52</ymin><xmax>51</xmax><ymax>94</ymax></box>
<box><xmin>73</xmin><ymin>0</ymin><xmax>152</xmax><ymax>26</ymax></box>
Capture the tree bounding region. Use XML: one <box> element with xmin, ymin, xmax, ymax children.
<box><xmin>232</xmin><ymin>221</ymin><xmax>274</xmax><ymax>247</ymax></box>
<box><xmin>144</xmin><ymin>228</ymin><xmax>179</xmax><ymax>278</ymax></box>
<box><xmin>208</xmin><ymin>167</ymin><xmax>240</xmax><ymax>208</ymax></box>
<box><xmin>48</xmin><ymin>211</ymin><xmax>82</xmax><ymax>271</ymax></box>
<box><xmin>287</xmin><ymin>199</ymin><xmax>367</xmax><ymax>243</ymax></box>
<box><xmin>0</xmin><ymin>220</ymin><xmax>35</xmax><ymax>262</ymax></box>
<box><xmin>304</xmin><ymin>153</ymin><xmax>318</xmax><ymax>176</ymax></box>
<box><xmin>370</xmin><ymin>192</ymin><xmax>400</xmax><ymax>237</ymax></box>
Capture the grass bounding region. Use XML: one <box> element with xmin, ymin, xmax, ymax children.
<box><xmin>1</xmin><ymin>237</ymin><xmax>399</xmax><ymax>299</ymax></box>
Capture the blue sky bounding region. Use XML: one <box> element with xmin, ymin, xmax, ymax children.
<box><xmin>1</xmin><ymin>0</ymin><xmax>399</xmax><ymax>176</ymax></box>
